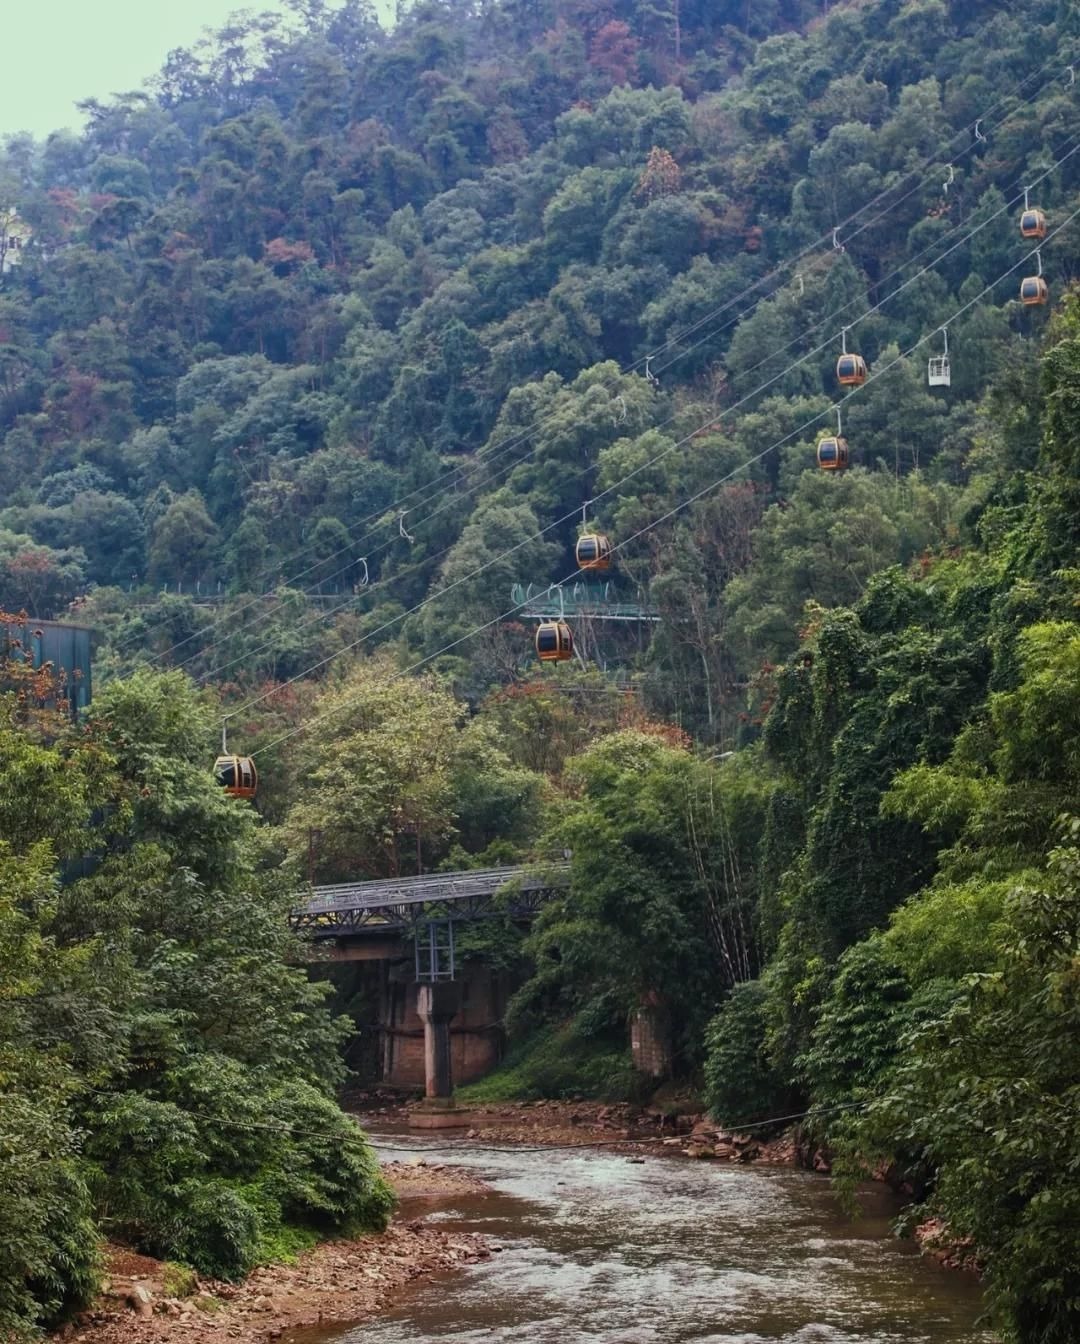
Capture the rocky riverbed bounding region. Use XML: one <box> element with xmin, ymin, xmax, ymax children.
<box><xmin>49</xmin><ymin>1164</ymin><xmax>491</xmax><ymax>1344</ymax></box>
<box><xmin>359</xmin><ymin>1092</ymin><xmax>800</xmax><ymax>1163</ymax></box>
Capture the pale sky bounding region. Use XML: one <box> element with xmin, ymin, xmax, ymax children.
<box><xmin>2</xmin><ymin>1</ymin><xmax>390</xmax><ymax>142</ymax></box>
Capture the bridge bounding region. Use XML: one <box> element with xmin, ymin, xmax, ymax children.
<box><xmin>511</xmin><ymin>582</ymin><xmax>660</xmax><ymax>622</ymax></box>
<box><xmin>289</xmin><ymin>864</ymin><xmax>571</xmax><ymax>1111</ymax></box>
<box><xmin>289</xmin><ymin>864</ymin><xmax>569</xmax><ymax>938</ymax></box>
<box><xmin>289</xmin><ymin>862</ymin><xmax>670</xmax><ymax>1110</ymax></box>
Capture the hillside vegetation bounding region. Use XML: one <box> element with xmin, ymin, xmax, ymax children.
<box><xmin>2</xmin><ymin>0</ymin><xmax>1080</xmax><ymax>1339</ymax></box>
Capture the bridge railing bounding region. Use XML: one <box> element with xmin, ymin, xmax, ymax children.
<box><xmin>299</xmin><ymin>864</ymin><xmax>570</xmax><ymax>915</ymax></box>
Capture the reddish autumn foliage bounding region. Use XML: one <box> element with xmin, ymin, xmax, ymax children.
<box><xmin>588</xmin><ymin>20</ymin><xmax>640</xmax><ymax>87</ymax></box>
<box><xmin>635</xmin><ymin>146</ymin><xmax>682</xmax><ymax>202</ymax></box>
<box><xmin>0</xmin><ymin>609</ymin><xmax>72</xmax><ymax>732</ymax></box>
<box><xmin>264</xmin><ymin>237</ymin><xmax>316</xmax><ymax>273</ymax></box>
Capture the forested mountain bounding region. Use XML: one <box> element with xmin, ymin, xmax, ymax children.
<box><xmin>0</xmin><ymin>0</ymin><xmax>1076</xmax><ymax>742</ymax></box>
<box><xmin>3</xmin><ymin>0</ymin><xmax>1080</xmax><ymax>1339</ymax></box>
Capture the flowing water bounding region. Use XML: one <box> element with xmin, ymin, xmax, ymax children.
<box><xmin>309</xmin><ymin>1135</ymin><xmax>993</xmax><ymax>1344</ymax></box>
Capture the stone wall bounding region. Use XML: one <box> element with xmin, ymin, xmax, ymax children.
<box><xmin>630</xmin><ymin>1003</ymin><xmax>672</xmax><ymax>1079</ymax></box>
<box><xmin>382</xmin><ymin>963</ymin><xmax>507</xmax><ymax>1090</ymax></box>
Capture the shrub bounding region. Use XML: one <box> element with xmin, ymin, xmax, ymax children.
<box><xmin>703</xmin><ymin>981</ymin><xmax>792</xmax><ymax>1131</ymax></box>
<box><xmin>0</xmin><ymin>1092</ymin><xmax>100</xmax><ymax>1339</ymax></box>
<box><xmin>166</xmin><ymin>1180</ymin><xmax>262</xmax><ymax>1281</ymax></box>
<box><xmin>82</xmin><ymin>1075</ymin><xmax>394</xmax><ymax>1279</ymax></box>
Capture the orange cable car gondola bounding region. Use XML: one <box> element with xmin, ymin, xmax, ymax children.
<box><xmin>1020</xmin><ymin>275</ymin><xmax>1048</xmax><ymax>305</ymax></box>
<box><xmin>816</xmin><ymin>436</ymin><xmax>849</xmax><ymax>470</ymax></box>
<box><xmin>576</xmin><ymin>532</ymin><xmax>612</xmax><ymax>572</ymax></box>
<box><xmin>1020</xmin><ymin>208</ymin><xmax>1047</xmax><ymax>240</ymax></box>
<box><xmin>836</xmin><ymin>353</ymin><xmax>867</xmax><ymax>386</ymax></box>
<box><xmin>1020</xmin><ymin>248</ymin><xmax>1048</xmax><ymax>306</ymax></box>
<box><xmin>535</xmin><ymin>620</ymin><xmax>574</xmax><ymax>662</ymax></box>
<box><xmin>836</xmin><ymin>328</ymin><xmax>867</xmax><ymax>387</ymax></box>
<box><xmin>1020</xmin><ymin>190</ymin><xmax>1047</xmax><ymax>240</ymax></box>
<box><xmin>817</xmin><ymin>405</ymin><xmax>849</xmax><ymax>471</ymax></box>
<box><xmin>214</xmin><ymin>752</ymin><xmax>258</xmax><ymax>799</ymax></box>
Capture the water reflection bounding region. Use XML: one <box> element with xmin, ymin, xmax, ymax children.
<box><xmin>319</xmin><ymin>1136</ymin><xmax>993</xmax><ymax>1343</ymax></box>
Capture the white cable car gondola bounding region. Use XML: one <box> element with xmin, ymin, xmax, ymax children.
<box><xmin>928</xmin><ymin>327</ymin><xmax>951</xmax><ymax>388</ymax></box>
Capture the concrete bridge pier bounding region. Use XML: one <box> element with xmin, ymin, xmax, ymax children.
<box><xmin>410</xmin><ymin>981</ymin><xmax>471</xmax><ymax>1128</ymax></box>
<box><xmin>417</xmin><ymin>982</ymin><xmax>462</xmax><ymax>1099</ymax></box>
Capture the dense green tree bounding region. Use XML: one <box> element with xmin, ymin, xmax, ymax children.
<box><xmin>284</xmin><ymin>656</ymin><xmax>466</xmax><ymax>880</ymax></box>
<box><xmin>724</xmin><ymin>472</ymin><xmax>958</xmax><ymax>668</ymax></box>
<box><xmin>147</xmin><ymin>490</ymin><xmax>221</xmax><ymax>585</ymax></box>
<box><xmin>860</xmin><ymin>836</ymin><xmax>1080</xmax><ymax>1343</ymax></box>
<box><xmin>513</xmin><ymin>731</ymin><xmax>765</xmax><ymax>1062</ymax></box>
<box><xmin>0</xmin><ymin>843</ymin><xmax>100</xmax><ymax>1341</ymax></box>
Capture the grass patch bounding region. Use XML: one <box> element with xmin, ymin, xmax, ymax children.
<box><xmin>161</xmin><ymin>1262</ymin><xmax>199</xmax><ymax>1298</ymax></box>
<box><xmin>456</xmin><ymin>1024</ymin><xmax>643</xmax><ymax>1103</ymax></box>
<box><xmin>253</xmin><ymin>1223</ymin><xmax>318</xmax><ymax>1266</ymax></box>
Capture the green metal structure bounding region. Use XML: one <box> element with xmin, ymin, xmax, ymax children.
<box><xmin>512</xmin><ymin>582</ymin><xmax>660</xmax><ymax>622</ymax></box>
<box><xmin>1</xmin><ymin>618</ymin><xmax>93</xmax><ymax>715</ymax></box>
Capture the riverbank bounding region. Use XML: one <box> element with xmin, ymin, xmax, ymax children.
<box><xmin>50</xmin><ymin>1165</ymin><xmax>491</xmax><ymax>1344</ymax></box>
<box><xmin>359</xmin><ymin>1093</ymin><xmax>799</xmax><ymax>1163</ymax></box>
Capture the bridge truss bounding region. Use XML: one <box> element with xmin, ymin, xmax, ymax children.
<box><xmin>511</xmin><ymin>582</ymin><xmax>660</xmax><ymax>622</ymax></box>
<box><xmin>289</xmin><ymin>864</ymin><xmax>570</xmax><ymax>941</ymax></box>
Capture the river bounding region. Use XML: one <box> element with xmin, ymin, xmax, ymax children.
<box><xmin>307</xmin><ymin>1135</ymin><xmax>993</xmax><ymax>1344</ymax></box>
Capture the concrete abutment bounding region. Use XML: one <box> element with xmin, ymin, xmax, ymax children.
<box><xmin>324</xmin><ymin>949</ymin><xmax>673</xmax><ymax>1095</ymax></box>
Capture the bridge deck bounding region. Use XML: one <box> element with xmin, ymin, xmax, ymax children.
<box><xmin>290</xmin><ymin>864</ymin><xmax>569</xmax><ymax>936</ymax></box>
